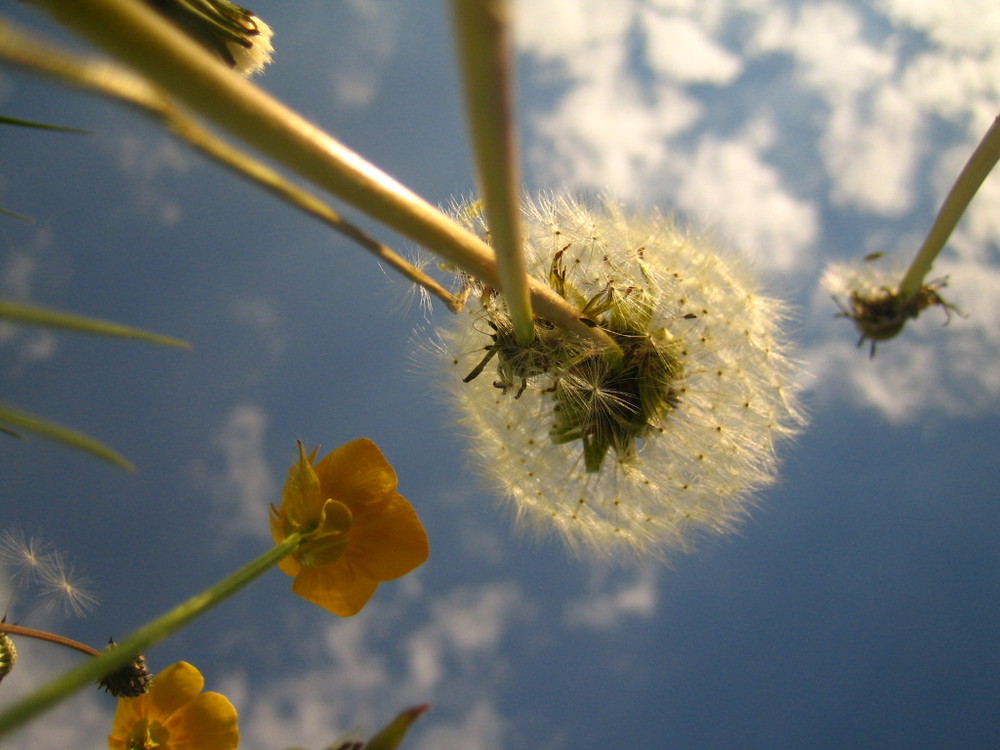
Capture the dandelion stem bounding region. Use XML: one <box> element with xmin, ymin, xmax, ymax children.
<box><xmin>0</xmin><ymin>623</ymin><xmax>100</xmax><ymax>658</ymax></box>
<box><xmin>0</xmin><ymin>533</ymin><xmax>302</xmax><ymax>739</ymax></box>
<box><xmin>24</xmin><ymin>0</ymin><xmax>620</xmax><ymax>355</ymax></box>
<box><xmin>449</xmin><ymin>0</ymin><xmax>533</xmax><ymax>344</ymax></box>
<box><xmin>0</xmin><ymin>20</ymin><xmax>461</xmax><ymax>314</ymax></box>
<box><xmin>897</xmin><ymin>113</ymin><xmax>1000</xmax><ymax>304</ymax></box>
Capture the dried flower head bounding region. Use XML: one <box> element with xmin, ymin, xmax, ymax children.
<box><xmin>823</xmin><ymin>258</ymin><xmax>961</xmax><ymax>357</ymax></box>
<box><xmin>99</xmin><ymin>647</ymin><xmax>153</xmax><ymax>698</ymax></box>
<box><xmin>432</xmin><ymin>195</ymin><xmax>805</xmax><ymax>558</ymax></box>
<box><xmin>143</xmin><ymin>0</ymin><xmax>274</xmax><ymax>76</ymax></box>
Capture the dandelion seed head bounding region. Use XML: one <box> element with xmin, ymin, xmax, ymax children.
<box><xmin>433</xmin><ymin>195</ymin><xmax>805</xmax><ymax>559</ymax></box>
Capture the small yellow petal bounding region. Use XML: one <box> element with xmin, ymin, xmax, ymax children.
<box><xmin>292</xmin><ymin>563</ymin><xmax>379</xmax><ymax>617</ymax></box>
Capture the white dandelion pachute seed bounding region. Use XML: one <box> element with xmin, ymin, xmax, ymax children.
<box><xmin>432</xmin><ymin>195</ymin><xmax>805</xmax><ymax>559</ymax></box>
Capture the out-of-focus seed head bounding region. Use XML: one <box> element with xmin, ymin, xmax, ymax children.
<box><xmin>823</xmin><ymin>260</ymin><xmax>962</xmax><ymax>357</ymax></box>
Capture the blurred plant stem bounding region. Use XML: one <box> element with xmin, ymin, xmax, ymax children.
<box><xmin>19</xmin><ymin>0</ymin><xmax>621</xmax><ymax>356</ymax></box>
<box><xmin>0</xmin><ymin>532</ymin><xmax>302</xmax><ymax>738</ymax></box>
<box><xmin>450</xmin><ymin>0</ymin><xmax>532</xmax><ymax>344</ymax></box>
<box><xmin>897</xmin><ymin>113</ymin><xmax>1000</xmax><ymax>304</ymax></box>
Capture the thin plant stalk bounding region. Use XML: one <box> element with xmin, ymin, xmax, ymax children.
<box><xmin>897</xmin><ymin>113</ymin><xmax>1000</xmax><ymax>304</ymax></box>
<box><xmin>0</xmin><ymin>533</ymin><xmax>302</xmax><ymax>738</ymax></box>
<box><xmin>450</xmin><ymin>0</ymin><xmax>533</xmax><ymax>344</ymax></box>
<box><xmin>24</xmin><ymin>0</ymin><xmax>621</xmax><ymax>358</ymax></box>
<box><xmin>0</xmin><ymin>20</ymin><xmax>460</xmax><ymax>313</ymax></box>
<box><xmin>0</xmin><ymin>623</ymin><xmax>101</xmax><ymax>658</ymax></box>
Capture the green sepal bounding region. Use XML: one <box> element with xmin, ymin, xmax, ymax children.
<box><xmin>364</xmin><ymin>705</ymin><xmax>430</xmax><ymax>750</ymax></box>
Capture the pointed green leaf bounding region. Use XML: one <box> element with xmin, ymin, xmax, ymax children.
<box><xmin>0</xmin><ymin>114</ymin><xmax>90</xmax><ymax>134</ymax></box>
<box><xmin>0</xmin><ymin>206</ymin><xmax>34</xmax><ymax>223</ymax></box>
<box><xmin>0</xmin><ymin>300</ymin><xmax>190</xmax><ymax>348</ymax></box>
<box><xmin>0</xmin><ymin>402</ymin><xmax>135</xmax><ymax>471</ymax></box>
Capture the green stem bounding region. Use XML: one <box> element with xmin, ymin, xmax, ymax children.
<box><xmin>24</xmin><ymin>0</ymin><xmax>621</xmax><ymax>357</ymax></box>
<box><xmin>450</xmin><ymin>0</ymin><xmax>533</xmax><ymax>345</ymax></box>
<box><xmin>0</xmin><ymin>533</ymin><xmax>302</xmax><ymax>739</ymax></box>
<box><xmin>897</xmin><ymin>113</ymin><xmax>1000</xmax><ymax>303</ymax></box>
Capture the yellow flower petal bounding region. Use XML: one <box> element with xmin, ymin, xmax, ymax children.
<box><xmin>108</xmin><ymin>662</ymin><xmax>238</xmax><ymax>750</ymax></box>
<box><xmin>314</xmin><ymin>438</ymin><xmax>399</xmax><ymax>505</ymax></box>
<box><xmin>292</xmin><ymin>562</ymin><xmax>379</xmax><ymax>617</ymax></box>
<box><xmin>163</xmin><ymin>692</ymin><xmax>240</xmax><ymax>750</ymax></box>
<box><xmin>145</xmin><ymin>661</ymin><xmax>204</xmax><ymax>722</ymax></box>
<box><xmin>348</xmin><ymin>491</ymin><xmax>429</xmax><ymax>581</ymax></box>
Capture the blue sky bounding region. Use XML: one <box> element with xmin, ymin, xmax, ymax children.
<box><xmin>1</xmin><ymin>1</ymin><xmax>999</xmax><ymax>748</ymax></box>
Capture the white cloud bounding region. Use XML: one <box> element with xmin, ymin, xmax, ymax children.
<box><xmin>110</xmin><ymin>131</ymin><xmax>192</xmax><ymax>226</ymax></box>
<box><xmin>751</xmin><ymin>1</ymin><xmax>896</xmax><ymax>100</ymax></box>
<box><xmin>640</xmin><ymin>11</ymin><xmax>743</xmax><ymax>84</ymax></box>
<box><xmin>880</xmin><ymin>0</ymin><xmax>1000</xmax><ymax>56</ymax></box>
<box><xmin>324</xmin><ymin>0</ymin><xmax>404</xmax><ymax>110</ymax></box>
<box><xmin>899</xmin><ymin>52</ymin><xmax>1000</xmax><ymax>125</ymax></box>
<box><xmin>0</xmin><ymin>233</ymin><xmax>62</xmax><ymax>369</ymax></box>
<box><xmin>234</xmin><ymin>582</ymin><xmax>529</xmax><ymax>750</ymax></box>
<box><xmin>411</xmin><ymin>701</ymin><xmax>506</xmax><ymax>750</ymax></box>
<box><xmin>205</xmin><ymin>404</ymin><xmax>276</xmax><ymax>538</ymax></box>
<box><xmin>820</xmin><ymin>82</ymin><xmax>924</xmax><ymax>214</ymax></box>
<box><xmin>405</xmin><ymin>583</ymin><xmax>529</xmax><ymax>691</ymax></box>
<box><xmin>514</xmin><ymin>0</ymin><xmax>633</xmax><ymax>73</ymax></box>
<box><xmin>673</xmin><ymin>128</ymin><xmax>819</xmax><ymax>272</ymax></box>
<box><xmin>563</xmin><ymin>567</ymin><xmax>659</xmax><ymax>629</ymax></box>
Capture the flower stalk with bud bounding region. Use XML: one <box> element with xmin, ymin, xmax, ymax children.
<box><xmin>827</xmin><ymin>113</ymin><xmax>999</xmax><ymax>353</ymax></box>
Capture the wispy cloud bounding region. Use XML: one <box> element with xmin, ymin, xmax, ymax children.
<box><xmin>517</xmin><ymin>0</ymin><xmax>1000</xmax><ymax>420</ymax></box>
<box><xmin>232</xmin><ymin>581</ymin><xmax>529</xmax><ymax>750</ymax></box>
<box><xmin>202</xmin><ymin>403</ymin><xmax>277</xmax><ymax>538</ymax></box>
<box><xmin>0</xmin><ymin>233</ymin><xmax>61</xmax><ymax>370</ymax></box>
<box><xmin>563</xmin><ymin>567</ymin><xmax>658</xmax><ymax>629</ymax></box>
<box><xmin>106</xmin><ymin>129</ymin><xmax>194</xmax><ymax>226</ymax></box>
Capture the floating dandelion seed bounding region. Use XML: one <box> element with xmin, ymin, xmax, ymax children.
<box><xmin>0</xmin><ymin>528</ymin><xmax>55</xmax><ymax>588</ymax></box>
<box><xmin>432</xmin><ymin>195</ymin><xmax>805</xmax><ymax>558</ymax></box>
<box><xmin>0</xmin><ymin>528</ymin><xmax>97</xmax><ymax>619</ymax></box>
<box><xmin>37</xmin><ymin>550</ymin><xmax>98</xmax><ymax>618</ymax></box>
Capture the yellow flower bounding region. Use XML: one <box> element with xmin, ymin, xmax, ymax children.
<box><xmin>270</xmin><ymin>439</ymin><xmax>429</xmax><ymax>617</ymax></box>
<box><xmin>107</xmin><ymin>661</ymin><xmax>238</xmax><ymax>750</ymax></box>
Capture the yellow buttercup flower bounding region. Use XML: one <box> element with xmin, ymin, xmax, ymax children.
<box><xmin>270</xmin><ymin>439</ymin><xmax>429</xmax><ymax>617</ymax></box>
<box><xmin>107</xmin><ymin>661</ymin><xmax>238</xmax><ymax>750</ymax></box>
